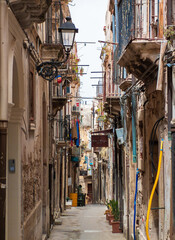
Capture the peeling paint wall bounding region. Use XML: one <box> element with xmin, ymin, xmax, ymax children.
<box><xmin>121</xmin><ymin>77</ymin><xmax>171</xmax><ymax>239</ymax></box>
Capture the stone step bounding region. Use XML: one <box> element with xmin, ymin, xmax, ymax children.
<box><xmin>55</xmin><ymin>218</ymin><xmax>62</xmax><ymax>225</ymax></box>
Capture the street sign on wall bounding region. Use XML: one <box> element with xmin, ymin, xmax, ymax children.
<box><xmin>91</xmin><ymin>135</ymin><xmax>108</xmax><ymax>147</ymax></box>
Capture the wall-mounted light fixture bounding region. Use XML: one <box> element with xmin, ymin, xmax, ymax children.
<box><xmin>36</xmin><ymin>17</ymin><xmax>78</xmax><ymax>81</ymax></box>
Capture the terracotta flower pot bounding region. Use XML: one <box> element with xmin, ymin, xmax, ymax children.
<box><xmin>105</xmin><ymin>210</ymin><xmax>111</xmax><ymax>220</ymax></box>
<box><xmin>106</xmin><ymin>213</ymin><xmax>110</xmax><ymax>220</ymax></box>
<box><xmin>111</xmin><ymin>220</ymin><xmax>122</xmax><ymax>233</ymax></box>
<box><xmin>108</xmin><ymin>214</ymin><xmax>114</xmax><ymax>225</ymax></box>
<box><xmin>104</xmin><ymin>209</ymin><xmax>111</xmax><ymax>215</ymax></box>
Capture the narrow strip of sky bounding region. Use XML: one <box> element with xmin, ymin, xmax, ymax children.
<box><xmin>69</xmin><ymin>0</ymin><xmax>108</xmax><ymax>101</ymax></box>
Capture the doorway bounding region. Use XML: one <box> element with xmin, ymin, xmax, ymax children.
<box><xmin>87</xmin><ymin>183</ymin><xmax>92</xmax><ymax>203</ymax></box>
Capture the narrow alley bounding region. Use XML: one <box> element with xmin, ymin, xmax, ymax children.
<box><xmin>48</xmin><ymin>205</ymin><xmax>125</xmax><ymax>240</ymax></box>
<box><xmin>1</xmin><ymin>0</ymin><xmax>175</xmax><ymax>240</ymax></box>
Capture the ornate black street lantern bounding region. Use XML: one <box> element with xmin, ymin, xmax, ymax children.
<box><xmin>59</xmin><ymin>16</ymin><xmax>78</xmax><ymax>53</ymax></box>
<box><xmin>36</xmin><ymin>17</ymin><xmax>78</xmax><ymax>81</ymax></box>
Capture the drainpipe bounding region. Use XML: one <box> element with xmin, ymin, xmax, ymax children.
<box><xmin>114</xmin><ymin>0</ymin><xmax>119</xmax><ymax>44</ymax></box>
<box><xmin>171</xmin><ymin>64</ymin><xmax>175</xmax><ymax>238</ymax></box>
<box><xmin>0</xmin><ymin>1</ymin><xmax>8</xmax><ymax>240</ymax></box>
<box><xmin>114</xmin><ymin>116</ymin><xmax>118</xmax><ymax>201</ymax></box>
<box><xmin>119</xmin><ymin>134</ymin><xmax>123</xmax><ymax>230</ymax></box>
<box><xmin>112</xmin><ymin>14</ymin><xmax>116</xmax><ymax>52</ymax></box>
<box><xmin>132</xmin><ymin>89</ymin><xmax>137</xmax><ymax>238</ymax></box>
<box><xmin>132</xmin><ymin>92</ymin><xmax>137</xmax><ymax>163</ymax></box>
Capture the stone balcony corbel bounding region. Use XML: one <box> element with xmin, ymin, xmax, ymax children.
<box><xmin>41</xmin><ymin>43</ymin><xmax>64</xmax><ymax>62</ymax></box>
<box><xmin>9</xmin><ymin>0</ymin><xmax>52</xmax><ymax>28</ymax></box>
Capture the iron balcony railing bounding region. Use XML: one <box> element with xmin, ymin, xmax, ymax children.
<box><xmin>52</xmin><ymin>81</ymin><xmax>64</xmax><ymax>97</ymax></box>
<box><xmin>45</xmin><ymin>1</ymin><xmax>62</xmax><ymax>44</ymax></box>
<box><xmin>54</xmin><ymin>115</ymin><xmax>71</xmax><ymax>142</ymax></box>
<box><xmin>106</xmin><ymin>92</ymin><xmax>121</xmax><ymax>98</ymax></box>
<box><xmin>52</xmin><ymin>79</ymin><xmax>71</xmax><ymax>98</ymax></box>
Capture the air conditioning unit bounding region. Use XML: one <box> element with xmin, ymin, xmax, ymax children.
<box><xmin>116</xmin><ymin>128</ymin><xmax>124</xmax><ymax>145</ymax></box>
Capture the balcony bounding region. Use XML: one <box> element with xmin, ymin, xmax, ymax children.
<box><xmin>118</xmin><ymin>39</ymin><xmax>162</xmax><ymax>83</ymax></box>
<box><xmin>9</xmin><ymin>0</ymin><xmax>51</xmax><ymax>28</ymax></box>
<box><xmin>54</xmin><ymin>116</ymin><xmax>70</xmax><ymax>147</ymax></box>
<box><xmin>119</xmin><ymin>75</ymin><xmax>132</xmax><ymax>91</ymax></box>
<box><xmin>52</xmin><ymin>81</ymin><xmax>67</xmax><ymax>116</ymax></box>
<box><xmin>104</xmin><ymin>93</ymin><xmax>121</xmax><ymax>116</ymax></box>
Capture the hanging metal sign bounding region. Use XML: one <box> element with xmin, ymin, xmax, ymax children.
<box><xmin>91</xmin><ymin>135</ymin><xmax>108</xmax><ymax>147</ymax></box>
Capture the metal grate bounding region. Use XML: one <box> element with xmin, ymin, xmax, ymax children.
<box><xmin>113</xmin><ymin>0</ymin><xmax>135</xmax><ymax>84</ymax></box>
<box><xmin>55</xmin><ymin>115</ymin><xmax>71</xmax><ymax>141</ymax></box>
<box><xmin>118</xmin><ymin>0</ymin><xmax>135</xmax><ymax>59</ymax></box>
<box><xmin>45</xmin><ymin>1</ymin><xmax>62</xmax><ymax>44</ymax></box>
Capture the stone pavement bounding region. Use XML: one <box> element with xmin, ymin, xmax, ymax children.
<box><xmin>48</xmin><ymin>204</ymin><xmax>126</xmax><ymax>240</ymax></box>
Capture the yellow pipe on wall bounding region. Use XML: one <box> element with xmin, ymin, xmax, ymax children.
<box><xmin>146</xmin><ymin>139</ymin><xmax>163</xmax><ymax>240</ymax></box>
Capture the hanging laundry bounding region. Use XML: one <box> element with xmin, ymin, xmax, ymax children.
<box><xmin>76</xmin><ymin>119</ymin><xmax>80</xmax><ymax>147</ymax></box>
<box><xmin>72</xmin><ymin>119</ymin><xmax>78</xmax><ymax>139</ymax></box>
<box><xmin>70</xmin><ymin>130</ymin><xmax>73</xmax><ymax>146</ymax></box>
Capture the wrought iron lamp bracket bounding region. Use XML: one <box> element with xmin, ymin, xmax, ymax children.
<box><xmin>36</xmin><ymin>52</ymin><xmax>69</xmax><ymax>81</ymax></box>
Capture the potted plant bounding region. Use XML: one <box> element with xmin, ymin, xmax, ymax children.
<box><xmin>104</xmin><ymin>199</ymin><xmax>111</xmax><ymax>220</ymax></box>
<box><xmin>105</xmin><ymin>199</ymin><xmax>110</xmax><ymax>213</ymax></box>
<box><xmin>107</xmin><ymin>200</ymin><xmax>116</xmax><ymax>225</ymax></box>
<box><xmin>110</xmin><ymin>200</ymin><xmax>122</xmax><ymax>233</ymax></box>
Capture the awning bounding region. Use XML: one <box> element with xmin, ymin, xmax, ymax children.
<box><xmin>118</xmin><ymin>39</ymin><xmax>163</xmax><ymax>83</ymax></box>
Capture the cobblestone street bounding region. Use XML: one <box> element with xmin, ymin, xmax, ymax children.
<box><xmin>48</xmin><ymin>204</ymin><xmax>126</xmax><ymax>240</ymax></box>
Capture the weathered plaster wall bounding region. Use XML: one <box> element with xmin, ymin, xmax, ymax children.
<box><xmin>23</xmin><ymin>201</ymin><xmax>42</xmax><ymax>240</ymax></box>
<box><xmin>136</xmin><ymin>87</ymin><xmax>171</xmax><ymax>239</ymax></box>
<box><xmin>122</xmin><ymin>84</ymin><xmax>171</xmax><ymax>239</ymax></box>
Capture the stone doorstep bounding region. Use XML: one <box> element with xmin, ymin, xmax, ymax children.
<box><xmin>55</xmin><ymin>218</ymin><xmax>62</xmax><ymax>225</ymax></box>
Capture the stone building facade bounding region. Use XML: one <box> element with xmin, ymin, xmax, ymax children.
<box><xmin>0</xmin><ymin>1</ymin><xmax>80</xmax><ymax>240</ymax></box>
<box><xmin>101</xmin><ymin>0</ymin><xmax>175</xmax><ymax>239</ymax></box>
